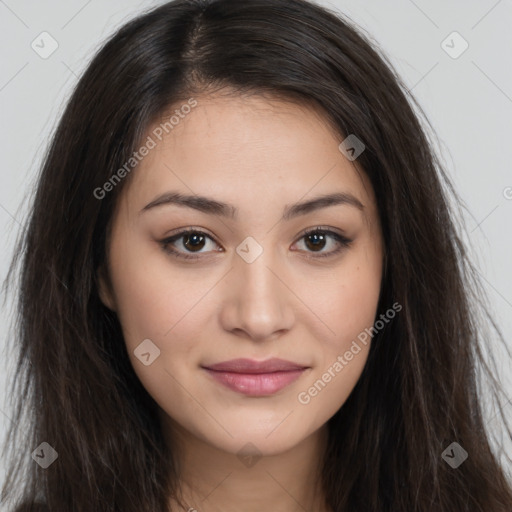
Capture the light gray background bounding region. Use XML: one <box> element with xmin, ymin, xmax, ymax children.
<box><xmin>1</xmin><ymin>0</ymin><xmax>511</xmax><ymax>495</ymax></box>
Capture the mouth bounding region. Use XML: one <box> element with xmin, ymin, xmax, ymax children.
<box><xmin>201</xmin><ymin>358</ymin><xmax>310</xmax><ymax>396</ymax></box>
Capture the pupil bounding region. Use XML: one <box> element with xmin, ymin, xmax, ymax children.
<box><xmin>184</xmin><ymin>233</ymin><xmax>205</xmax><ymax>251</ymax></box>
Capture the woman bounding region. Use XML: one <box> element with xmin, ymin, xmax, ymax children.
<box><xmin>2</xmin><ymin>0</ymin><xmax>511</xmax><ymax>510</ymax></box>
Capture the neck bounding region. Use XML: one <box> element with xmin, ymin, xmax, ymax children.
<box><xmin>162</xmin><ymin>415</ymin><xmax>331</xmax><ymax>512</ymax></box>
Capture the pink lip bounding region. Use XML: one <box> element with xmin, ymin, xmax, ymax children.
<box><xmin>204</xmin><ymin>357</ymin><xmax>307</xmax><ymax>373</ymax></box>
<box><xmin>201</xmin><ymin>358</ymin><xmax>309</xmax><ymax>396</ymax></box>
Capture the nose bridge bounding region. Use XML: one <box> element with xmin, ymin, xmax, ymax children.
<box><xmin>235</xmin><ymin>234</ymin><xmax>281</xmax><ymax>296</ymax></box>
<box><xmin>220</xmin><ymin>240</ymin><xmax>294</xmax><ymax>339</ymax></box>
<box><xmin>240</xmin><ymin>252</ymin><xmax>280</xmax><ymax>302</ymax></box>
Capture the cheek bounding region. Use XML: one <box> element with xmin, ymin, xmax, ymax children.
<box><xmin>107</xmin><ymin>233</ymin><xmax>221</xmax><ymax>396</ymax></box>
<box><xmin>108</xmin><ymin>243</ymin><xmax>215</xmax><ymax>428</ymax></box>
<box><xmin>108</xmin><ymin>230</ymin><xmax>213</xmax><ymax>344</ymax></box>
<box><xmin>298</xmin><ymin>240</ymin><xmax>381</xmax><ymax>410</ymax></box>
<box><xmin>319</xmin><ymin>239</ymin><xmax>382</xmax><ymax>346</ymax></box>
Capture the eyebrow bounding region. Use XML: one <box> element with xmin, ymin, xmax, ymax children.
<box><xmin>139</xmin><ymin>191</ymin><xmax>364</xmax><ymax>221</ymax></box>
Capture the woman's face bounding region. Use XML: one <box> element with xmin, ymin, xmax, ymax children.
<box><xmin>98</xmin><ymin>93</ymin><xmax>384</xmax><ymax>456</ymax></box>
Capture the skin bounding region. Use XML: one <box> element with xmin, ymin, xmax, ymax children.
<box><xmin>98</xmin><ymin>92</ymin><xmax>384</xmax><ymax>512</ymax></box>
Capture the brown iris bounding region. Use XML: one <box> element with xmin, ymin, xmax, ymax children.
<box><xmin>183</xmin><ymin>233</ymin><xmax>206</xmax><ymax>252</ymax></box>
<box><xmin>304</xmin><ymin>232</ymin><xmax>327</xmax><ymax>251</ymax></box>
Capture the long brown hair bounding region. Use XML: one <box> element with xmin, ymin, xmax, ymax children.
<box><xmin>2</xmin><ymin>0</ymin><xmax>511</xmax><ymax>510</ymax></box>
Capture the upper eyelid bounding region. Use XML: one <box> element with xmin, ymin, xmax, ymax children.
<box><xmin>164</xmin><ymin>226</ymin><xmax>345</xmax><ymax>240</ymax></box>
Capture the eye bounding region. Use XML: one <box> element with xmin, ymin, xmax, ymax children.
<box><xmin>160</xmin><ymin>229</ymin><xmax>222</xmax><ymax>260</ymax></box>
<box><xmin>292</xmin><ymin>227</ymin><xmax>352</xmax><ymax>259</ymax></box>
<box><xmin>159</xmin><ymin>226</ymin><xmax>352</xmax><ymax>261</ymax></box>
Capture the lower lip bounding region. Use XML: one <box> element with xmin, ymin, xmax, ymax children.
<box><xmin>202</xmin><ymin>368</ymin><xmax>307</xmax><ymax>396</ymax></box>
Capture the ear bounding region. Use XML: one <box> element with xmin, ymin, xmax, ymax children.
<box><xmin>96</xmin><ymin>263</ymin><xmax>117</xmax><ymax>312</ymax></box>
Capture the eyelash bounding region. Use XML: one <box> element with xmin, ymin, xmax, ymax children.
<box><xmin>159</xmin><ymin>227</ymin><xmax>352</xmax><ymax>261</ymax></box>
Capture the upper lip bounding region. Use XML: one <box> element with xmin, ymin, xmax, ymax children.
<box><xmin>202</xmin><ymin>358</ymin><xmax>309</xmax><ymax>374</ymax></box>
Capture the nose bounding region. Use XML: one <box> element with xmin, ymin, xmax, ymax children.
<box><xmin>219</xmin><ymin>248</ymin><xmax>295</xmax><ymax>342</ymax></box>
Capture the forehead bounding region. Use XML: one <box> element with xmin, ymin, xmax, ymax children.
<box><xmin>117</xmin><ymin>93</ymin><xmax>377</xmax><ymax>225</ymax></box>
